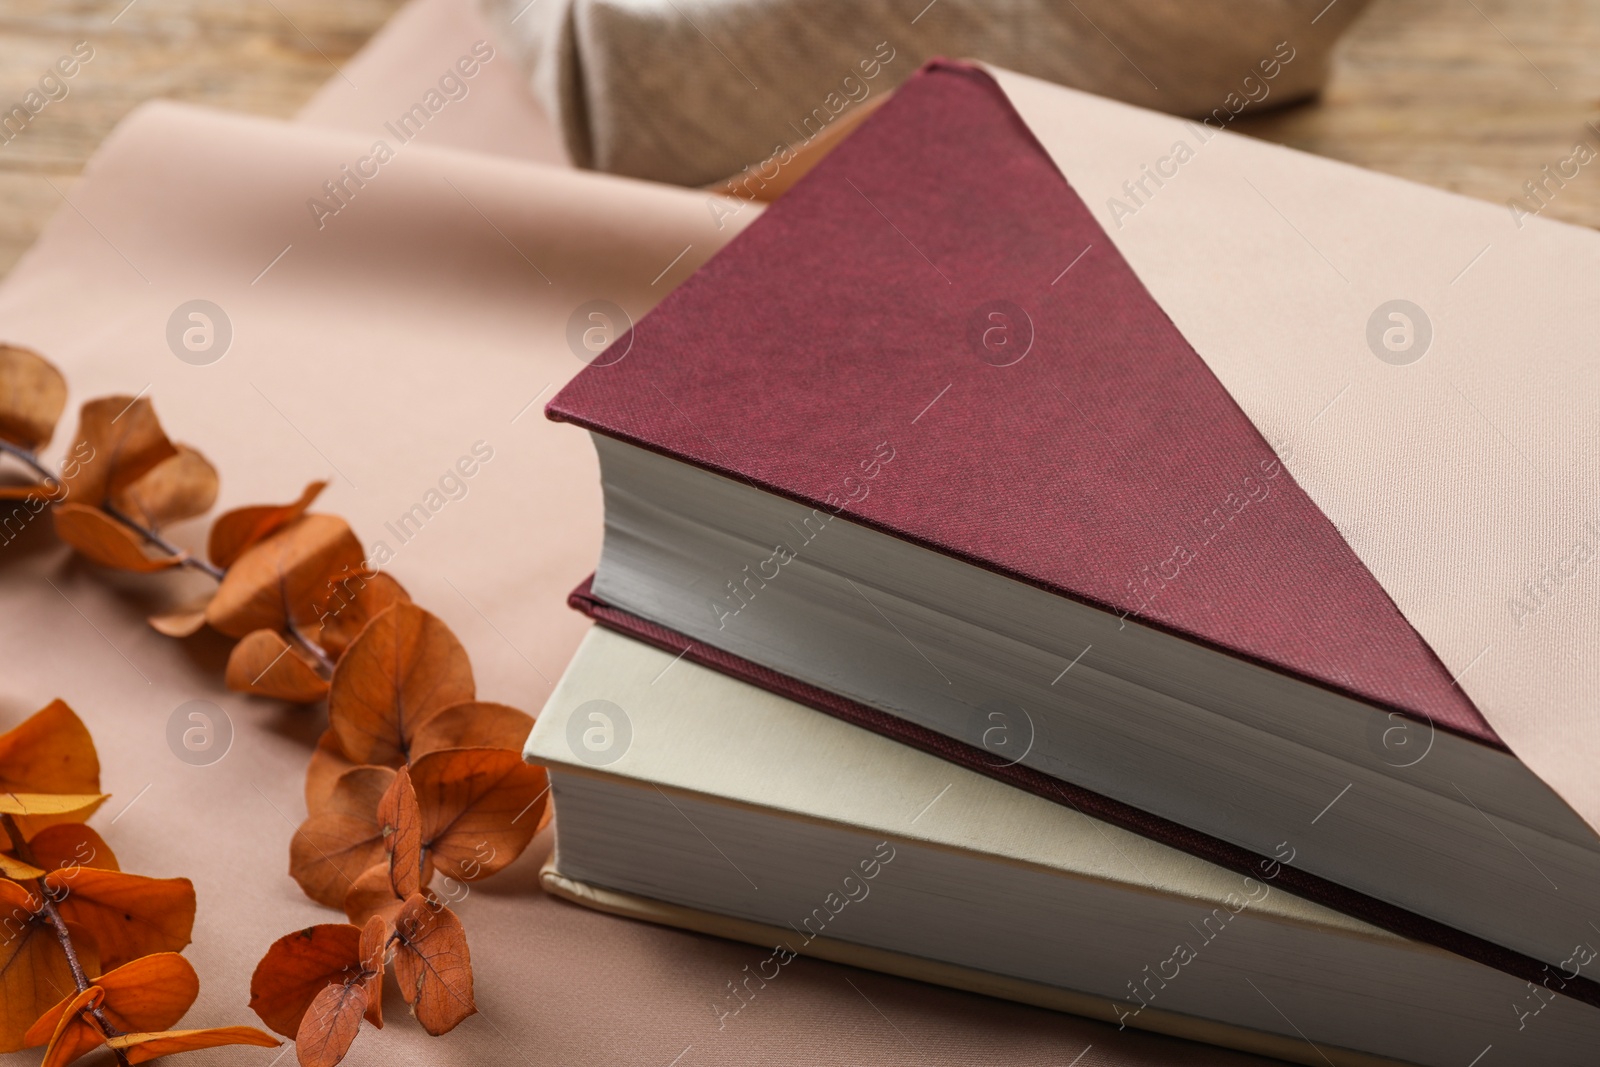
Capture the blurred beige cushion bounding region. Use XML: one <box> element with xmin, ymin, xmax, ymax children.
<box><xmin>483</xmin><ymin>0</ymin><xmax>1372</xmax><ymax>186</ymax></box>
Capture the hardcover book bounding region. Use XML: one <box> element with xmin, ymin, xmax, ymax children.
<box><xmin>546</xmin><ymin>61</ymin><xmax>1600</xmax><ymax>991</ymax></box>
<box><xmin>526</xmin><ymin>627</ymin><xmax>1600</xmax><ymax>1066</ymax></box>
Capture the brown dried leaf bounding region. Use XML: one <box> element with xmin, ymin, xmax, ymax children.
<box><xmin>305</xmin><ymin>730</ymin><xmax>359</xmax><ymax>815</ymax></box>
<box><xmin>342</xmin><ymin>863</ymin><xmax>401</xmax><ymax>929</ymax></box>
<box><xmin>315</xmin><ymin>569</ymin><xmax>409</xmax><ymax>660</ymax></box>
<box><xmin>392</xmin><ymin>894</ymin><xmax>475</xmax><ymax>1035</ymax></box>
<box><xmin>47</xmin><ymin>867</ymin><xmax>195</xmax><ymax>971</ymax></box>
<box><xmin>290</xmin><ymin>766</ymin><xmax>395</xmax><ymax>909</ymax></box>
<box><xmin>328</xmin><ymin>604</ymin><xmax>473</xmax><ymax>766</ymax></box>
<box><xmin>0</xmin><ymin>852</ymin><xmax>45</xmax><ymax>879</ymax></box>
<box><xmin>206</xmin><ymin>514</ymin><xmax>364</xmax><ymax>639</ymax></box>
<box><xmin>0</xmin><ymin>879</ymin><xmax>96</xmax><ymax>1053</ymax></box>
<box><xmin>53</xmin><ymin>503</ymin><xmax>179</xmax><ymax>572</ymax></box>
<box><xmin>0</xmin><ymin>345</ymin><xmax>68</xmax><ymax>451</ymax></box>
<box><xmin>146</xmin><ymin>605</ymin><xmax>209</xmax><ymax>638</ymax></box>
<box><xmin>110</xmin><ymin>445</ymin><xmax>218</xmax><ymax>531</ymax></box>
<box><xmin>25</xmin><ymin>823</ymin><xmax>118</xmax><ymax>872</ymax></box>
<box><xmin>0</xmin><ymin>794</ymin><xmax>106</xmax><ymax>821</ymax></box>
<box><xmin>0</xmin><ymin>699</ymin><xmax>100</xmax><ymax>794</ymax></box>
<box><xmin>377</xmin><ymin>767</ymin><xmax>422</xmax><ymax>899</ymax></box>
<box><xmin>410</xmin><ymin>702</ymin><xmax>535</xmax><ymax>760</ymax></box>
<box><xmin>26</xmin><ymin>953</ymin><xmax>198</xmax><ymax>1061</ymax></box>
<box><xmin>32</xmin><ymin>985</ymin><xmax>102</xmax><ymax>1067</ymax></box>
<box><xmin>413</xmin><ymin>748</ymin><xmax>547</xmax><ymax>883</ymax></box>
<box><xmin>208</xmin><ymin>480</ymin><xmax>327</xmax><ymax>569</ymax></box>
<box><xmin>0</xmin><ymin>480</ymin><xmax>58</xmax><ymax>501</ymax></box>
<box><xmin>295</xmin><ymin>980</ymin><xmax>367</xmax><ymax>1067</ymax></box>
<box><xmin>61</xmin><ymin>396</ymin><xmax>177</xmax><ymax>506</ymax></box>
<box><xmin>226</xmin><ymin>630</ymin><xmax>330</xmax><ymax>703</ymax></box>
<box><xmin>248</xmin><ymin>924</ymin><xmax>364</xmax><ymax>1038</ymax></box>
<box><xmin>358</xmin><ymin>915</ymin><xmax>387</xmax><ymax>1029</ymax></box>
<box><xmin>107</xmin><ymin>1026</ymin><xmax>281</xmax><ymax>1063</ymax></box>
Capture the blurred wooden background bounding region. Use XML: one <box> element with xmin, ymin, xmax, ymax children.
<box><xmin>0</xmin><ymin>0</ymin><xmax>1597</xmax><ymax>276</ymax></box>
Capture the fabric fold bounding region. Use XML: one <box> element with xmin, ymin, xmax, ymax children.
<box><xmin>988</xmin><ymin>64</ymin><xmax>1600</xmax><ymax>843</ymax></box>
<box><xmin>486</xmin><ymin>0</ymin><xmax>1373</xmax><ymax>186</ymax></box>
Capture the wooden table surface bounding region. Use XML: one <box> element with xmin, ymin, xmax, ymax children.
<box><xmin>0</xmin><ymin>0</ymin><xmax>1596</xmax><ymax>277</ymax></box>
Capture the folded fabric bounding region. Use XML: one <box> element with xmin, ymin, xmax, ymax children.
<box><xmin>485</xmin><ymin>0</ymin><xmax>1372</xmax><ymax>186</ymax></box>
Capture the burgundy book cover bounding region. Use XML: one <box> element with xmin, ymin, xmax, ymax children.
<box><xmin>546</xmin><ymin>60</ymin><xmax>1496</xmax><ymax>749</ymax></box>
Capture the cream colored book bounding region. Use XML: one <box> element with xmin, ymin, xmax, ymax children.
<box><xmin>525</xmin><ymin>628</ymin><xmax>1599</xmax><ymax>1066</ymax></box>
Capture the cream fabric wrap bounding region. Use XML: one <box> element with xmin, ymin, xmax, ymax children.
<box><xmin>486</xmin><ymin>0</ymin><xmax>1373</xmax><ymax>186</ymax></box>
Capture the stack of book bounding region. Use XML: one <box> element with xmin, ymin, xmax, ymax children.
<box><xmin>523</xmin><ymin>62</ymin><xmax>1600</xmax><ymax>1066</ymax></box>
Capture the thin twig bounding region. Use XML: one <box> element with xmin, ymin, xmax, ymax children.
<box><xmin>101</xmin><ymin>502</ymin><xmax>225</xmax><ymax>581</ymax></box>
<box><xmin>287</xmin><ymin>620</ymin><xmax>336</xmax><ymax>675</ymax></box>
<box><xmin>1</xmin><ymin>814</ymin><xmax>132</xmax><ymax>1062</ymax></box>
<box><xmin>0</xmin><ymin>437</ymin><xmax>226</xmax><ymax>581</ymax></box>
<box><xmin>0</xmin><ymin>438</ymin><xmax>60</xmax><ymax>486</ymax></box>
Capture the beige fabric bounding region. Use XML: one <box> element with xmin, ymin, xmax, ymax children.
<box><xmin>991</xmin><ymin>67</ymin><xmax>1600</xmax><ymax>841</ymax></box>
<box><xmin>484</xmin><ymin>0</ymin><xmax>1373</xmax><ymax>186</ymax></box>
<box><xmin>0</xmin><ymin>14</ymin><xmax>757</xmax><ymax>1066</ymax></box>
<box><xmin>0</xmin><ymin>1</ymin><xmax>1298</xmax><ymax>1063</ymax></box>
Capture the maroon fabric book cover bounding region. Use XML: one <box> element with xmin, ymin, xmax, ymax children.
<box><xmin>546</xmin><ymin>60</ymin><xmax>1494</xmax><ymax>747</ymax></box>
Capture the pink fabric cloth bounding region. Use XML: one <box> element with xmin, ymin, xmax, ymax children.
<box><xmin>0</xmin><ymin>0</ymin><xmax>1287</xmax><ymax>1063</ymax></box>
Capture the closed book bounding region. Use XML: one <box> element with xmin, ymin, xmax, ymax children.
<box><xmin>545</xmin><ymin>61</ymin><xmax>1600</xmax><ymax>991</ymax></box>
<box><xmin>526</xmin><ymin>627</ymin><xmax>1600</xmax><ymax>1066</ymax></box>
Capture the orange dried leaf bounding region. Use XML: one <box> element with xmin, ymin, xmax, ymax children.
<box><xmin>328</xmin><ymin>603</ymin><xmax>474</xmax><ymax>766</ymax></box>
<box><xmin>25</xmin><ymin>823</ymin><xmax>118</xmax><ymax>873</ymax></box>
<box><xmin>33</xmin><ymin>985</ymin><xmax>103</xmax><ymax>1067</ymax></box>
<box><xmin>392</xmin><ymin>894</ymin><xmax>475</xmax><ymax>1035</ymax></box>
<box><xmin>52</xmin><ymin>503</ymin><xmax>179</xmax><ymax>572</ymax></box>
<box><xmin>410</xmin><ymin>702</ymin><xmax>535</xmax><ymax>759</ymax></box>
<box><xmin>0</xmin><ymin>699</ymin><xmax>100</xmax><ymax>795</ymax></box>
<box><xmin>358</xmin><ymin>915</ymin><xmax>387</xmax><ymax>1029</ymax></box>
<box><xmin>47</xmin><ymin>867</ymin><xmax>195</xmax><ymax>971</ymax></box>
<box><xmin>61</xmin><ymin>395</ymin><xmax>177</xmax><ymax>506</ymax></box>
<box><xmin>378</xmin><ymin>767</ymin><xmax>422</xmax><ymax>899</ymax></box>
<box><xmin>110</xmin><ymin>445</ymin><xmax>218</xmax><ymax>531</ymax></box>
<box><xmin>0</xmin><ymin>699</ymin><xmax>102</xmax><ymax>838</ymax></box>
<box><xmin>93</xmin><ymin>952</ymin><xmax>200</xmax><ymax>1029</ymax></box>
<box><xmin>0</xmin><ymin>793</ymin><xmax>106</xmax><ymax>818</ymax></box>
<box><xmin>0</xmin><ymin>797</ymin><xmax>110</xmax><ymax>856</ymax></box>
<box><xmin>342</xmin><ymin>863</ymin><xmax>405</xmax><ymax>930</ymax></box>
<box><xmin>206</xmin><ymin>514</ymin><xmax>364</xmax><ymax>639</ymax></box>
<box><xmin>413</xmin><ymin>748</ymin><xmax>548</xmax><ymax>883</ymax></box>
<box><xmin>248</xmin><ymin>924</ymin><xmax>364</xmax><ymax>1038</ymax></box>
<box><xmin>208</xmin><ymin>479</ymin><xmax>327</xmax><ymax>569</ymax></box>
<box><xmin>107</xmin><ymin>1026</ymin><xmax>281</xmax><ymax>1063</ymax></box>
<box><xmin>0</xmin><ymin>852</ymin><xmax>45</xmax><ymax>879</ymax></box>
<box><xmin>146</xmin><ymin>605</ymin><xmax>209</xmax><ymax>638</ymax></box>
<box><xmin>227</xmin><ymin>630</ymin><xmax>330</xmax><ymax>703</ymax></box>
<box><xmin>0</xmin><ymin>480</ymin><xmax>58</xmax><ymax>501</ymax></box>
<box><xmin>28</xmin><ymin>953</ymin><xmax>198</xmax><ymax>1064</ymax></box>
<box><xmin>295</xmin><ymin>980</ymin><xmax>367</xmax><ymax>1067</ymax></box>
<box><xmin>0</xmin><ymin>344</ymin><xmax>68</xmax><ymax>451</ymax></box>
<box><xmin>0</xmin><ymin>879</ymin><xmax>96</xmax><ymax>1053</ymax></box>
<box><xmin>290</xmin><ymin>767</ymin><xmax>394</xmax><ymax>909</ymax></box>
<box><xmin>315</xmin><ymin>569</ymin><xmax>409</xmax><ymax>660</ymax></box>
<box><xmin>305</xmin><ymin>730</ymin><xmax>358</xmax><ymax>815</ymax></box>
